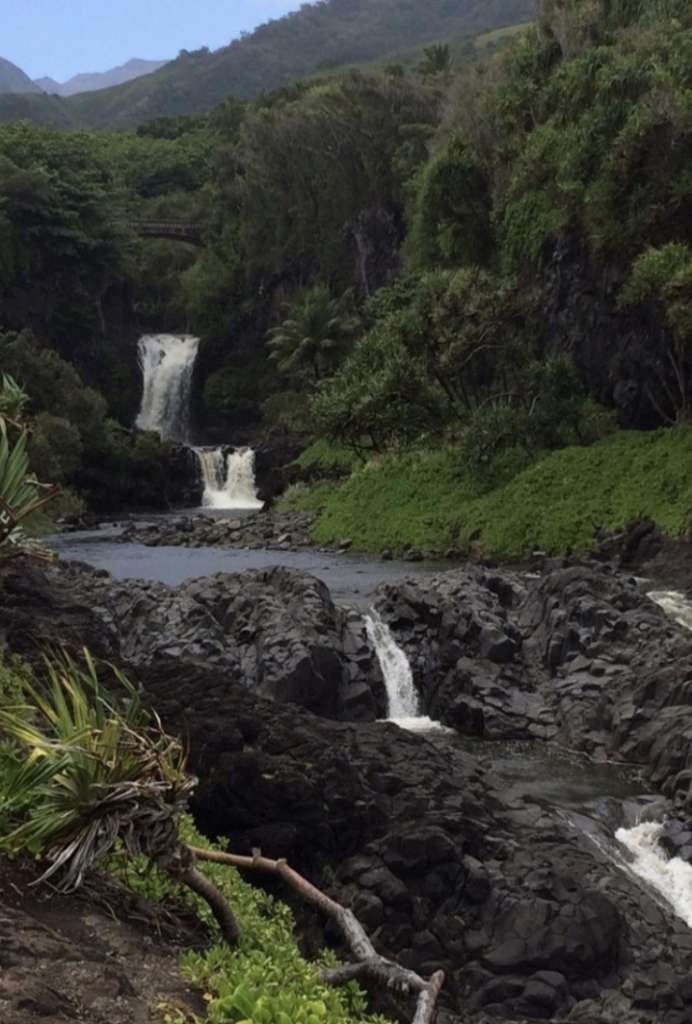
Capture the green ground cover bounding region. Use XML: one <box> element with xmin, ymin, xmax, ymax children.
<box><xmin>283</xmin><ymin>428</ymin><xmax>692</xmax><ymax>558</ymax></box>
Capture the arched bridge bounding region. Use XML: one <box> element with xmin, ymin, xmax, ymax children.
<box><xmin>132</xmin><ymin>220</ymin><xmax>203</xmax><ymax>246</ymax></box>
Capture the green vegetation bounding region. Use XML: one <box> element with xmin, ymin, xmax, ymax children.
<box><xmin>0</xmin><ymin>650</ymin><xmax>392</xmax><ymax>1024</ymax></box>
<box><xmin>0</xmin><ymin>372</ymin><xmax>59</xmax><ymax>549</ymax></box>
<box><xmin>3</xmin><ymin>0</ymin><xmax>692</xmax><ymax>537</ymax></box>
<box><xmin>267</xmin><ymin>287</ymin><xmax>359</xmax><ymax>384</ymax></box>
<box><xmin>0</xmin><ymin>650</ymin><xmax>242</xmax><ymax>945</ymax></box>
<box><xmin>52</xmin><ymin>0</ymin><xmax>534</xmax><ymax>129</ymax></box>
<box><xmin>283</xmin><ymin>428</ymin><xmax>692</xmax><ymax>558</ymax></box>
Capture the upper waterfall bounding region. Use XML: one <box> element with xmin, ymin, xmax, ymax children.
<box><xmin>136</xmin><ymin>334</ymin><xmax>199</xmax><ymax>442</ymax></box>
<box><xmin>195</xmin><ymin>447</ymin><xmax>263</xmax><ymax>510</ymax></box>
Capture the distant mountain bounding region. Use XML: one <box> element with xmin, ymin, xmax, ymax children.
<box><xmin>35</xmin><ymin>58</ymin><xmax>169</xmax><ymax>97</ymax></box>
<box><xmin>67</xmin><ymin>0</ymin><xmax>535</xmax><ymax>128</ymax></box>
<box><xmin>0</xmin><ymin>92</ymin><xmax>74</xmax><ymax>127</ymax></box>
<box><xmin>0</xmin><ymin>57</ymin><xmax>41</xmax><ymax>95</ymax></box>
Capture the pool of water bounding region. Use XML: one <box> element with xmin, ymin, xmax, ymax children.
<box><xmin>428</xmin><ymin>734</ymin><xmax>648</xmax><ymax>809</ymax></box>
<box><xmin>48</xmin><ymin>523</ymin><xmax>448</xmax><ymax>607</ymax></box>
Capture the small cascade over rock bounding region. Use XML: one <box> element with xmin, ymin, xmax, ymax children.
<box><xmin>648</xmin><ymin>589</ymin><xmax>692</xmax><ymax>631</ymax></box>
<box><xmin>136</xmin><ymin>334</ymin><xmax>199</xmax><ymax>442</ymax></box>
<box><xmin>616</xmin><ymin>822</ymin><xmax>692</xmax><ymax>927</ymax></box>
<box><xmin>194</xmin><ymin>447</ymin><xmax>263</xmax><ymax>510</ymax></box>
<box><xmin>613</xmin><ymin>587</ymin><xmax>692</xmax><ymax>927</ymax></box>
<box><xmin>365</xmin><ymin>609</ymin><xmax>446</xmax><ymax>732</ymax></box>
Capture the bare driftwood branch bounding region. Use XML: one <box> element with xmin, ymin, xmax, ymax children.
<box><xmin>190</xmin><ymin>844</ymin><xmax>445</xmax><ymax>1024</ymax></box>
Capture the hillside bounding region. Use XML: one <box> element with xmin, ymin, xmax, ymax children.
<box><xmin>0</xmin><ymin>57</ymin><xmax>40</xmax><ymax>95</ymax></box>
<box><xmin>0</xmin><ymin>91</ymin><xmax>74</xmax><ymax>126</ymax></box>
<box><xmin>35</xmin><ymin>58</ymin><xmax>169</xmax><ymax>97</ymax></box>
<box><xmin>66</xmin><ymin>0</ymin><xmax>535</xmax><ymax>127</ymax></box>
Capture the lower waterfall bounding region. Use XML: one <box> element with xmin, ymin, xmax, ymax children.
<box><xmin>613</xmin><ymin>588</ymin><xmax>692</xmax><ymax>925</ymax></box>
<box><xmin>616</xmin><ymin>822</ymin><xmax>692</xmax><ymax>927</ymax></box>
<box><xmin>195</xmin><ymin>447</ymin><xmax>263</xmax><ymax>510</ymax></box>
<box><xmin>648</xmin><ymin>589</ymin><xmax>692</xmax><ymax>631</ymax></box>
<box><xmin>365</xmin><ymin>609</ymin><xmax>445</xmax><ymax>731</ymax></box>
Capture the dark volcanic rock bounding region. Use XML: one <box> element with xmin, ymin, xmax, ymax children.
<box><xmin>373</xmin><ymin>568</ymin><xmax>554</xmax><ymax>741</ymax></box>
<box><xmin>139</xmin><ymin>660</ymin><xmax>692</xmax><ymax>1022</ymax></box>
<box><xmin>373</xmin><ymin>562</ymin><xmax>692</xmax><ymax>798</ymax></box>
<box><xmin>120</xmin><ymin>508</ymin><xmax>318</xmax><ymax>552</ymax></box>
<box><xmin>0</xmin><ymin>557</ymin><xmax>385</xmax><ymax>721</ymax></box>
<box><xmin>7</xmin><ymin>556</ymin><xmax>692</xmax><ymax>1020</ymax></box>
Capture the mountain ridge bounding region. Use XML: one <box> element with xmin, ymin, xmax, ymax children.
<box><xmin>35</xmin><ymin>57</ymin><xmax>169</xmax><ymax>97</ymax></box>
<box><xmin>66</xmin><ymin>0</ymin><xmax>534</xmax><ymax>127</ymax></box>
<box><xmin>0</xmin><ymin>57</ymin><xmax>41</xmax><ymax>95</ymax></box>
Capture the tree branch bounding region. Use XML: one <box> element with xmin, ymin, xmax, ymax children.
<box><xmin>190</xmin><ymin>845</ymin><xmax>445</xmax><ymax>1023</ymax></box>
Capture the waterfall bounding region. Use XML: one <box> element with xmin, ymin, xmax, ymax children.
<box><xmin>136</xmin><ymin>334</ymin><xmax>199</xmax><ymax>442</ymax></box>
<box><xmin>616</xmin><ymin>822</ymin><xmax>692</xmax><ymax>927</ymax></box>
<box><xmin>648</xmin><ymin>590</ymin><xmax>692</xmax><ymax>632</ymax></box>
<box><xmin>365</xmin><ymin>609</ymin><xmax>445</xmax><ymax>731</ymax></box>
<box><xmin>195</xmin><ymin>447</ymin><xmax>263</xmax><ymax>510</ymax></box>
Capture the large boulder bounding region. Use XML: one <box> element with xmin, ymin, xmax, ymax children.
<box><xmin>372</xmin><ymin>568</ymin><xmax>553</xmax><ymax>740</ymax></box>
<box><xmin>0</xmin><ymin>558</ymin><xmax>385</xmax><ymax>721</ymax></box>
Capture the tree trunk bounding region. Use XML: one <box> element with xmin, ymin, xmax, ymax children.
<box><xmin>175</xmin><ymin>863</ymin><xmax>241</xmax><ymax>946</ymax></box>
<box><xmin>190</xmin><ymin>845</ymin><xmax>444</xmax><ymax>1023</ymax></box>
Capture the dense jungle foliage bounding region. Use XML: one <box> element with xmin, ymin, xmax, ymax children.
<box><xmin>1</xmin><ymin>0</ymin><xmax>692</xmax><ymax>547</ymax></box>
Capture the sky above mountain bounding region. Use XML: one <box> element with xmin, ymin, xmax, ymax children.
<box><xmin>5</xmin><ymin>0</ymin><xmax>302</xmax><ymax>81</ymax></box>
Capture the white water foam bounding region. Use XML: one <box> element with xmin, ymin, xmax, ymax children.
<box><xmin>195</xmin><ymin>447</ymin><xmax>263</xmax><ymax>510</ymax></box>
<box><xmin>365</xmin><ymin>609</ymin><xmax>450</xmax><ymax>732</ymax></box>
<box><xmin>616</xmin><ymin>821</ymin><xmax>692</xmax><ymax>927</ymax></box>
<box><xmin>136</xmin><ymin>334</ymin><xmax>199</xmax><ymax>442</ymax></box>
<box><xmin>648</xmin><ymin>590</ymin><xmax>692</xmax><ymax>632</ymax></box>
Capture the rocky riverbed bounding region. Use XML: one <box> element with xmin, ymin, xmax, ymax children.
<box><xmin>119</xmin><ymin>509</ymin><xmax>321</xmax><ymax>551</ymax></box>
<box><xmin>4</xmin><ymin>552</ymin><xmax>692</xmax><ymax>1022</ymax></box>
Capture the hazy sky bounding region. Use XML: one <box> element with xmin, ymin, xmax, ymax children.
<box><xmin>4</xmin><ymin>0</ymin><xmax>302</xmax><ymax>82</ymax></box>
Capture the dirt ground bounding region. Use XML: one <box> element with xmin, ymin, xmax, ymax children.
<box><xmin>0</xmin><ymin>858</ymin><xmax>208</xmax><ymax>1024</ymax></box>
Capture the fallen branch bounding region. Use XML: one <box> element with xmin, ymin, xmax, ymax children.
<box><xmin>190</xmin><ymin>844</ymin><xmax>445</xmax><ymax>1024</ymax></box>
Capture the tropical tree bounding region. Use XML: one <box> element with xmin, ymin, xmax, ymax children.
<box><xmin>267</xmin><ymin>285</ymin><xmax>359</xmax><ymax>383</ymax></box>
<box><xmin>0</xmin><ymin>649</ymin><xmax>240</xmax><ymax>945</ymax></box>
<box><xmin>417</xmin><ymin>43</ymin><xmax>451</xmax><ymax>77</ymax></box>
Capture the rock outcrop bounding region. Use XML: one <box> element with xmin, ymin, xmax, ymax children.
<box><xmin>5</xmin><ymin>554</ymin><xmax>692</xmax><ymax>1021</ymax></box>
<box><xmin>119</xmin><ymin>509</ymin><xmax>318</xmax><ymax>551</ymax></box>
<box><xmin>0</xmin><ymin>557</ymin><xmax>385</xmax><ymax>721</ymax></box>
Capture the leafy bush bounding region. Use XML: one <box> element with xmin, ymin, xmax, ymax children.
<box><xmin>116</xmin><ymin>817</ymin><xmax>391</xmax><ymax>1024</ymax></box>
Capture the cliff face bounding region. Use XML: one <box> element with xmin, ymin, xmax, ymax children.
<box><xmin>541</xmin><ymin>236</ymin><xmax>670</xmax><ymax>429</ymax></box>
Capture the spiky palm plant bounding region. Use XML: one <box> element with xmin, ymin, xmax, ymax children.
<box><xmin>0</xmin><ymin>650</ymin><xmax>240</xmax><ymax>945</ymax></box>
<box><xmin>0</xmin><ymin>373</ymin><xmax>29</xmax><ymax>424</ymax></box>
<box><xmin>0</xmin><ymin>375</ymin><xmax>59</xmax><ymax>550</ymax></box>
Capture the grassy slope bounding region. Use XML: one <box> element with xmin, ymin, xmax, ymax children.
<box><xmin>305</xmin><ymin>21</ymin><xmax>532</xmax><ymax>79</ymax></box>
<box><xmin>65</xmin><ymin>0</ymin><xmax>534</xmax><ymax>128</ymax></box>
<box><xmin>284</xmin><ymin>428</ymin><xmax>692</xmax><ymax>558</ymax></box>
